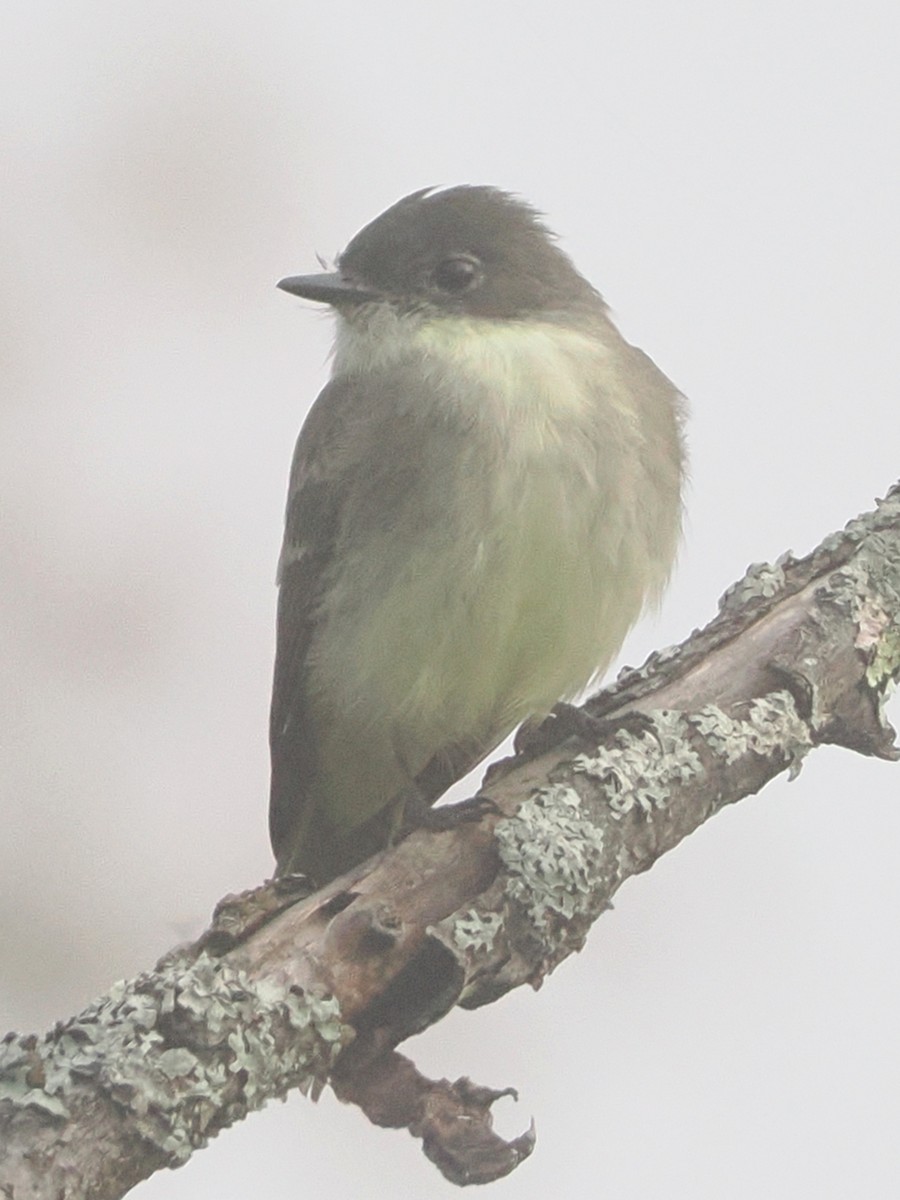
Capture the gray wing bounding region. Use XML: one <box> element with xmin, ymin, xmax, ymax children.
<box><xmin>268</xmin><ymin>377</ymin><xmax>361</xmax><ymax>868</ymax></box>
<box><xmin>268</xmin><ymin>371</ymin><xmax>502</xmax><ymax>877</ymax></box>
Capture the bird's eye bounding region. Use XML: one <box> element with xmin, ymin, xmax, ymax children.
<box><xmin>432</xmin><ymin>254</ymin><xmax>483</xmax><ymax>294</ymax></box>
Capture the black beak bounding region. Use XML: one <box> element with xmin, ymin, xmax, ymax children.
<box><xmin>276</xmin><ymin>272</ymin><xmax>380</xmax><ymax>306</ymax></box>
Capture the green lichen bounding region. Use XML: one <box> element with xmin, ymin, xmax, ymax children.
<box><xmin>818</xmin><ymin>529</ymin><xmax>900</xmax><ymax>696</ymax></box>
<box><xmin>690</xmin><ymin>691</ymin><xmax>812</xmax><ymax>778</ymax></box>
<box><xmin>573</xmin><ymin>709</ymin><xmax>703</xmax><ymax>816</ymax></box>
<box><xmin>850</xmin><ymin>534</ymin><xmax>900</xmax><ymax>693</ymax></box>
<box><xmin>718</xmin><ymin>556</ymin><xmax>790</xmax><ymax>612</ymax></box>
<box><xmin>495</xmin><ymin>784</ymin><xmax>607</xmax><ymax>928</ymax></box>
<box><xmin>0</xmin><ymin>953</ymin><xmax>349</xmax><ymax>1164</ymax></box>
<box><xmin>866</xmin><ymin>629</ymin><xmax>900</xmax><ymax>690</ymax></box>
<box><xmin>0</xmin><ymin>1036</ymin><xmax>70</xmax><ymax>1118</ymax></box>
<box><xmin>450</xmin><ymin>910</ymin><xmax>503</xmax><ymax>955</ymax></box>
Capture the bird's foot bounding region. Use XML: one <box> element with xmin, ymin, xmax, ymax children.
<box><xmin>515</xmin><ymin>702</ymin><xmax>657</xmax><ymax>760</ymax></box>
<box><xmin>417</xmin><ymin>793</ymin><xmax>500</xmax><ymax>832</ymax></box>
<box><xmin>394</xmin><ymin>785</ymin><xmax>498</xmax><ymax>840</ymax></box>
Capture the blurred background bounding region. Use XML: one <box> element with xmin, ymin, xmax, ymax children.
<box><xmin>2</xmin><ymin>2</ymin><xmax>900</xmax><ymax>1197</ymax></box>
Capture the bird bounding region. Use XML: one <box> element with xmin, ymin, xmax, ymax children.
<box><xmin>270</xmin><ymin>185</ymin><xmax>685</xmax><ymax>886</ymax></box>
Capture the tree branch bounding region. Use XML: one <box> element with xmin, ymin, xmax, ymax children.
<box><xmin>3</xmin><ymin>483</ymin><xmax>899</xmax><ymax>1197</ymax></box>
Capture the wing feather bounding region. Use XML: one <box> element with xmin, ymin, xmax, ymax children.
<box><xmin>268</xmin><ymin>378</ymin><xmax>361</xmax><ymax>865</ymax></box>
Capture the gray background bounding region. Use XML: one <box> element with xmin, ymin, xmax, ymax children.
<box><xmin>3</xmin><ymin>2</ymin><xmax>900</xmax><ymax>1197</ymax></box>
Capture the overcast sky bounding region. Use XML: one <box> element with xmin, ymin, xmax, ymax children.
<box><xmin>3</xmin><ymin>2</ymin><xmax>900</xmax><ymax>1197</ymax></box>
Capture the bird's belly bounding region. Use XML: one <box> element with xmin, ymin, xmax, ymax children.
<box><xmin>307</xmin><ymin>453</ymin><xmax>652</xmax><ymax>832</ymax></box>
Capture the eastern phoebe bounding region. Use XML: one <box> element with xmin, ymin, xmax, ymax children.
<box><xmin>272</xmin><ymin>185</ymin><xmax>684</xmax><ymax>884</ymax></box>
